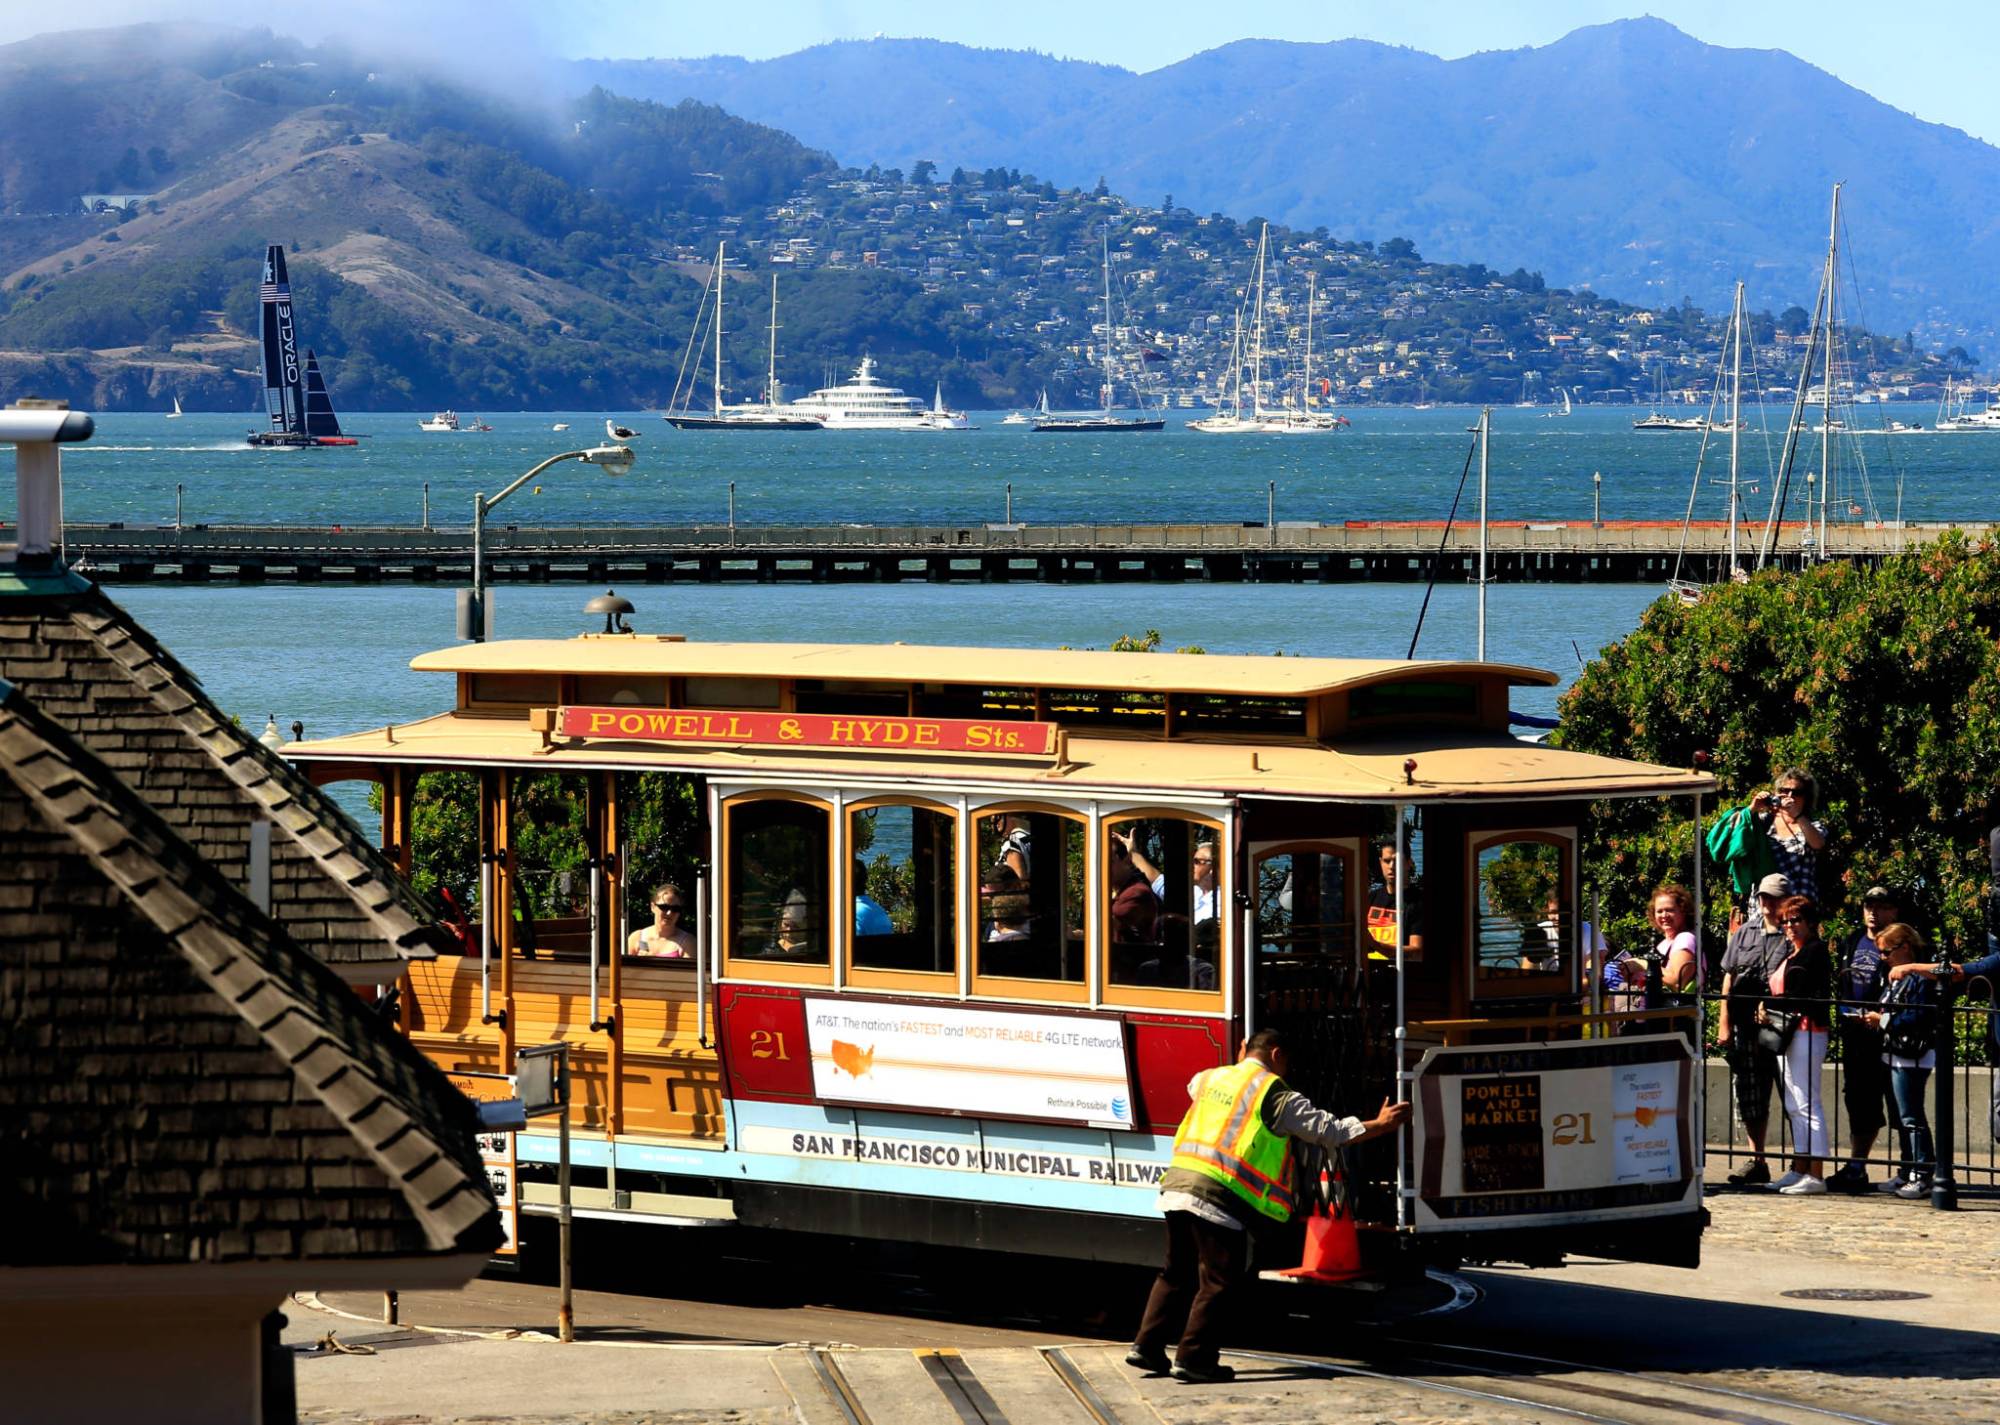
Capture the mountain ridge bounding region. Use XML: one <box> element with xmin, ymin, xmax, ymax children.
<box><xmin>573</xmin><ymin>19</ymin><xmax>2000</xmax><ymax>347</ymax></box>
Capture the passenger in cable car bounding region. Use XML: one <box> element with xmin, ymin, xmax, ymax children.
<box><xmin>984</xmin><ymin>866</ymin><xmax>1032</xmax><ymax>942</ymax></box>
<box><xmin>994</xmin><ymin>813</ymin><xmax>1033</xmax><ymax>883</ymax></box>
<box><xmin>1110</xmin><ymin>837</ymin><xmax>1162</xmax><ymax>945</ymax></box>
<box><xmin>771</xmin><ymin>892</ymin><xmax>819</xmax><ymax>960</ymax></box>
<box><xmin>627</xmin><ymin>883</ymin><xmax>695</xmax><ymax>957</ymax></box>
<box><xmin>1366</xmin><ymin>840</ymin><xmax>1423</xmax><ymax>956</ymax></box>
<box><xmin>1120</xmin><ymin>831</ymin><xmax>1221</xmax><ymax>928</ymax></box>
<box><xmin>852</xmin><ymin>859</ymin><xmax>894</xmax><ymax>937</ymax></box>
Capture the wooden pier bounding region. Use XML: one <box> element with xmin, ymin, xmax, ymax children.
<box><xmin>61</xmin><ymin>519</ymin><xmax>1963</xmax><ymax>585</ymax></box>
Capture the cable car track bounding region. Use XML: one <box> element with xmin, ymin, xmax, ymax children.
<box><xmin>1377</xmin><ymin>1337</ymin><xmax>1901</xmax><ymax>1425</ymax></box>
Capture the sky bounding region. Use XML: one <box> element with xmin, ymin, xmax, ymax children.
<box><xmin>9</xmin><ymin>1</ymin><xmax>1999</xmax><ymax>144</ymax></box>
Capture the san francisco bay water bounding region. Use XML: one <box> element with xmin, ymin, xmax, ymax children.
<box><xmin>34</xmin><ymin>403</ymin><xmax>2000</xmax><ymax>795</ymax></box>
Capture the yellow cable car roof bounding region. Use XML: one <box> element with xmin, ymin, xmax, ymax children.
<box><xmin>412</xmin><ymin>637</ymin><xmax>1560</xmax><ymax>698</ymax></box>
<box><xmin>290</xmin><ymin>711</ymin><xmax>1711</xmax><ymax>804</ymax></box>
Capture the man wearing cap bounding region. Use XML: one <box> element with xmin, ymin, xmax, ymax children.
<box><xmin>1829</xmin><ymin>885</ymin><xmax>1903</xmax><ymax>1193</ymax></box>
<box><xmin>1715</xmin><ymin>872</ymin><xmax>1795</xmax><ymax>1185</ymax></box>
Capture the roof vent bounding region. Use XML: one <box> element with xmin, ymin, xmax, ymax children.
<box><xmin>584</xmin><ymin>589</ymin><xmax>635</xmax><ymax>635</ymax></box>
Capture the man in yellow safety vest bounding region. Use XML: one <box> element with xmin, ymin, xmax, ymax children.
<box><xmin>1127</xmin><ymin>1026</ymin><xmax>1408</xmax><ymax>1384</ymax></box>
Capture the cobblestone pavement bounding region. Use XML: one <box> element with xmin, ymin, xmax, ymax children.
<box><xmin>1702</xmin><ymin>1182</ymin><xmax>2000</xmax><ymax>1278</ymax></box>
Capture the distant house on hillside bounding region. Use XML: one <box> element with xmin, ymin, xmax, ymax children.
<box><xmin>79</xmin><ymin>193</ymin><xmax>152</xmax><ymax>213</ymax></box>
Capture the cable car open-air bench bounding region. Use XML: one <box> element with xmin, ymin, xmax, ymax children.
<box><xmin>287</xmin><ymin>630</ymin><xmax>1715</xmax><ymax>1284</ymax></box>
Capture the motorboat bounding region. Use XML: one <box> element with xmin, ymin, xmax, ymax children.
<box><xmin>785</xmin><ymin>356</ymin><xmax>967</xmax><ymax>430</ymax></box>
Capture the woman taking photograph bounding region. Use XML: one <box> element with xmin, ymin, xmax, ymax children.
<box><xmin>1760</xmin><ymin>894</ymin><xmax>1832</xmax><ymax>1194</ymax></box>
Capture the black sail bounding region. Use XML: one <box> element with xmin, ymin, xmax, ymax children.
<box><xmin>258</xmin><ymin>245</ymin><xmax>306</xmax><ymax>435</ymax></box>
<box><xmin>301</xmin><ymin>350</ymin><xmax>343</xmax><ymax>437</ymax></box>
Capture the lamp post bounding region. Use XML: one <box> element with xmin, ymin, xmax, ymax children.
<box><xmin>469</xmin><ymin>443</ymin><xmax>634</xmax><ymax>641</ymax></box>
<box><xmin>1592</xmin><ymin>470</ymin><xmax>1602</xmax><ymax>528</ymax></box>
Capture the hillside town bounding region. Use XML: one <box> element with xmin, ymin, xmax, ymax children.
<box><xmin>665</xmin><ymin>165</ymin><xmax>1977</xmax><ymax>409</ymax></box>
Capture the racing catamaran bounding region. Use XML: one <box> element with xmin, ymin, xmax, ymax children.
<box><xmin>246</xmin><ymin>245</ymin><xmax>355</xmax><ymax>447</ymax></box>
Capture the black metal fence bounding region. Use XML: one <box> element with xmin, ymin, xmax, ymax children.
<box><xmin>1700</xmin><ymin>979</ymin><xmax>1998</xmax><ymax>1201</ymax></box>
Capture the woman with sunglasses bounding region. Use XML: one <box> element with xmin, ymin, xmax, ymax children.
<box><xmin>1759</xmin><ymin>894</ymin><xmax>1832</xmax><ymax>1193</ymax></box>
<box><xmin>627</xmin><ymin>883</ymin><xmax>696</xmax><ymax>958</ymax></box>
<box><xmin>1751</xmin><ymin>768</ymin><xmax>1828</xmax><ymax>913</ymax></box>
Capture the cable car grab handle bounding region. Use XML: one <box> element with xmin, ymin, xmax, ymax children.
<box><xmin>696</xmin><ymin>874</ymin><xmax>710</xmax><ymax>1048</ymax></box>
<box><xmin>587</xmin><ymin>850</ymin><xmax>604</xmax><ymax>1031</ymax></box>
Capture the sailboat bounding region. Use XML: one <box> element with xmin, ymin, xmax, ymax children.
<box><xmin>1190</xmin><ymin>226</ymin><xmax>1343</xmax><ymax>433</ymax></box>
<box><xmin>1542</xmin><ymin>387</ymin><xmax>1573</xmax><ymax>418</ymax></box>
<box><xmin>1634</xmin><ymin>365</ymin><xmax>1704</xmax><ymax>431</ymax></box>
<box><xmin>666</xmin><ymin>249</ymin><xmax>821</xmax><ymax>430</ymax></box>
<box><xmin>1667</xmin><ymin>280</ymin><xmax>1755</xmax><ymax>603</ymax></box>
<box><xmin>246</xmin><ymin>244</ymin><xmax>356</xmax><ymax>447</ymax></box>
<box><xmin>167</xmin><ymin>396</ymin><xmax>183</xmax><ymax>419</ymax></box>
<box><xmin>1755</xmin><ymin>182</ymin><xmax>1885</xmax><ymax>567</ymax></box>
<box><xmin>913</xmin><ymin>382</ymin><xmax>976</xmax><ymax>431</ymax></box>
<box><xmin>1034</xmin><ymin>229</ymin><xmax>1164</xmax><ymax>432</ymax></box>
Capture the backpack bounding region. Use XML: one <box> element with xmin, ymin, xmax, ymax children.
<box><xmin>1880</xmin><ymin>977</ymin><xmax>1938</xmax><ymax>1060</ymax></box>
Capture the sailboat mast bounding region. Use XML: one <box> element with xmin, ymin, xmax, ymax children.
<box><xmin>767</xmin><ymin>272</ymin><xmax>779</xmax><ymax>409</ymax></box>
<box><xmin>1229</xmin><ymin>308</ymin><xmax>1243</xmax><ymax>416</ymax></box>
<box><xmin>1477</xmin><ymin>407</ymin><xmax>1490</xmax><ymax>661</ymax></box>
<box><xmin>1101</xmin><ymin>227</ymin><xmax>1115</xmax><ymax>414</ymax></box>
<box><xmin>1819</xmin><ymin>182</ymin><xmax>1841</xmax><ymax>559</ymax></box>
<box><xmin>1728</xmin><ymin>281</ymin><xmax>1744</xmax><ymax>576</ymax></box>
<box><xmin>1251</xmin><ymin>225</ymin><xmax>1267</xmax><ymax>420</ymax></box>
<box><xmin>713</xmin><ymin>241</ymin><xmax>726</xmax><ymax>416</ymax></box>
<box><xmin>1303</xmin><ymin>271</ymin><xmax>1315</xmax><ymax>418</ymax></box>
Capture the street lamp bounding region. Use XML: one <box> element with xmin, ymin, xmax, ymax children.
<box><xmin>1592</xmin><ymin>470</ymin><xmax>1602</xmax><ymax>528</ymax></box>
<box><xmin>466</xmin><ymin>443</ymin><xmax>635</xmax><ymax>642</ymax></box>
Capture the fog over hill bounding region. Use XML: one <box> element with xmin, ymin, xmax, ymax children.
<box><xmin>578</xmin><ymin>19</ymin><xmax>2000</xmax><ymax>350</ymax></box>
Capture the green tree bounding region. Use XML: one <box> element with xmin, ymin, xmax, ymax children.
<box><xmin>1553</xmin><ymin>532</ymin><xmax>2000</xmax><ymax>957</ymax></box>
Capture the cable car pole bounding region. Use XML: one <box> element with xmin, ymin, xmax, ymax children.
<box><xmin>1477</xmin><ymin>408</ymin><xmax>1490</xmax><ymax>661</ymax></box>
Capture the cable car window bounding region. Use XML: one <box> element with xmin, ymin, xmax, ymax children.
<box><xmin>974</xmin><ymin>810</ymin><xmax>1084</xmax><ymax>983</ymax></box>
<box><xmin>1106</xmin><ymin>816</ymin><xmax>1222</xmax><ymax>992</ymax></box>
<box><xmin>1254</xmin><ymin>845</ymin><xmax>1354</xmax><ymax>963</ymax></box>
<box><xmin>615</xmin><ymin>770</ymin><xmax>707</xmax><ymax>962</ymax></box>
<box><xmin>682</xmin><ymin>676</ymin><xmax>783</xmax><ymax>710</ymax></box>
<box><xmin>398</xmin><ymin>770</ymin><xmax>483</xmax><ymax>944</ymax></box>
<box><xmin>506</xmin><ymin>771</ymin><xmax>595</xmax><ymax>961</ymax></box>
<box><xmin>849</xmin><ymin>803</ymin><xmax>957</xmax><ymax>976</ymax></box>
<box><xmin>729</xmin><ymin>798</ymin><xmax>829</xmax><ymax>965</ymax></box>
<box><xmin>1472</xmin><ymin>833</ymin><xmax>1573</xmax><ymax>987</ymax></box>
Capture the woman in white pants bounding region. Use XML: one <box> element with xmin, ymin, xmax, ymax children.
<box><xmin>1761</xmin><ymin>894</ymin><xmax>1833</xmax><ymax>1193</ymax></box>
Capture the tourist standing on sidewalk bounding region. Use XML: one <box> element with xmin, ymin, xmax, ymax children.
<box><xmin>1753</xmin><ymin>769</ymin><xmax>1828</xmax><ymax>917</ymax></box>
<box><xmin>1129</xmin><ymin>1028</ymin><xmax>1408</xmax><ymax>1385</ymax></box>
<box><xmin>1764</xmin><ymin>895</ymin><xmax>1833</xmax><ymax>1194</ymax></box>
<box><xmin>1829</xmin><ymin>885</ymin><xmax>1902</xmax><ymax>1193</ymax></box>
<box><xmin>1715</xmin><ymin>874</ymin><xmax>1793</xmax><ymax>1185</ymax></box>
<box><xmin>1866</xmin><ymin>922</ymin><xmax>1942</xmax><ymax>1199</ymax></box>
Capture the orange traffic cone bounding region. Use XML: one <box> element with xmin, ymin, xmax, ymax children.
<box><xmin>1275</xmin><ymin>1169</ymin><xmax>1366</xmax><ymax>1283</ymax></box>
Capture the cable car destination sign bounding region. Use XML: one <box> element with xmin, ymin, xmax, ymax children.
<box><xmin>557</xmin><ymin>705</ymin><xmax>1061</xmax><ymax>758</ymax></box>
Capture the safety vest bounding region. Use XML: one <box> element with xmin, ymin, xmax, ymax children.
<box><xmin>1169</xmin><ymin>1059</ymin><xmax>1297</xmax><ymax>1222</ymax></box>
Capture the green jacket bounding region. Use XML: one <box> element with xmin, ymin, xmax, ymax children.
<box><xmin>1705</xmin><ymin>805</ymin><xmax>1777</xmax><ymax>900</ymax></box>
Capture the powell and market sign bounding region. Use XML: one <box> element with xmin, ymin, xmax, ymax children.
<box><xmin>554</xmin><ymin>705</ymin><xmax>1062</xmax><ymax>758</ymax></box>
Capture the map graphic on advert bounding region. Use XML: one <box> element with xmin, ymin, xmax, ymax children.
<box><xmin>1611</xmin><ymin>1061</ymin><xmax>1680</xmax><ymax>1183</ymax></box>
<box><xmin>802</xmin><ymin>997</ymin><xmax>1135</xmax><ymax>1128</ymax></box>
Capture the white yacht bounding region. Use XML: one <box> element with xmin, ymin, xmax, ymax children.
<box><xmin>784</xmin><ymin>357</ymin><xmax>970</xmax><ymax>430</ymax></box>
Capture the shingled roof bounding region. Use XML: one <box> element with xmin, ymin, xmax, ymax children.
<box><xmin>0</xmin><ymin>577</ymin><xmax>447</xmax><ymax>980</ymax></box>
<box><xmin>0</xmin><ymin>679</ymin><xmax>501</xmax><ymax>1266</ymax></box>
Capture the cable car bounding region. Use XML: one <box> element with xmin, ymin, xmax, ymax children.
<box><xmin>288</xmin><ymin>624</ymin><xmax>1714</xmax><ymax>1276</ymax></box>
